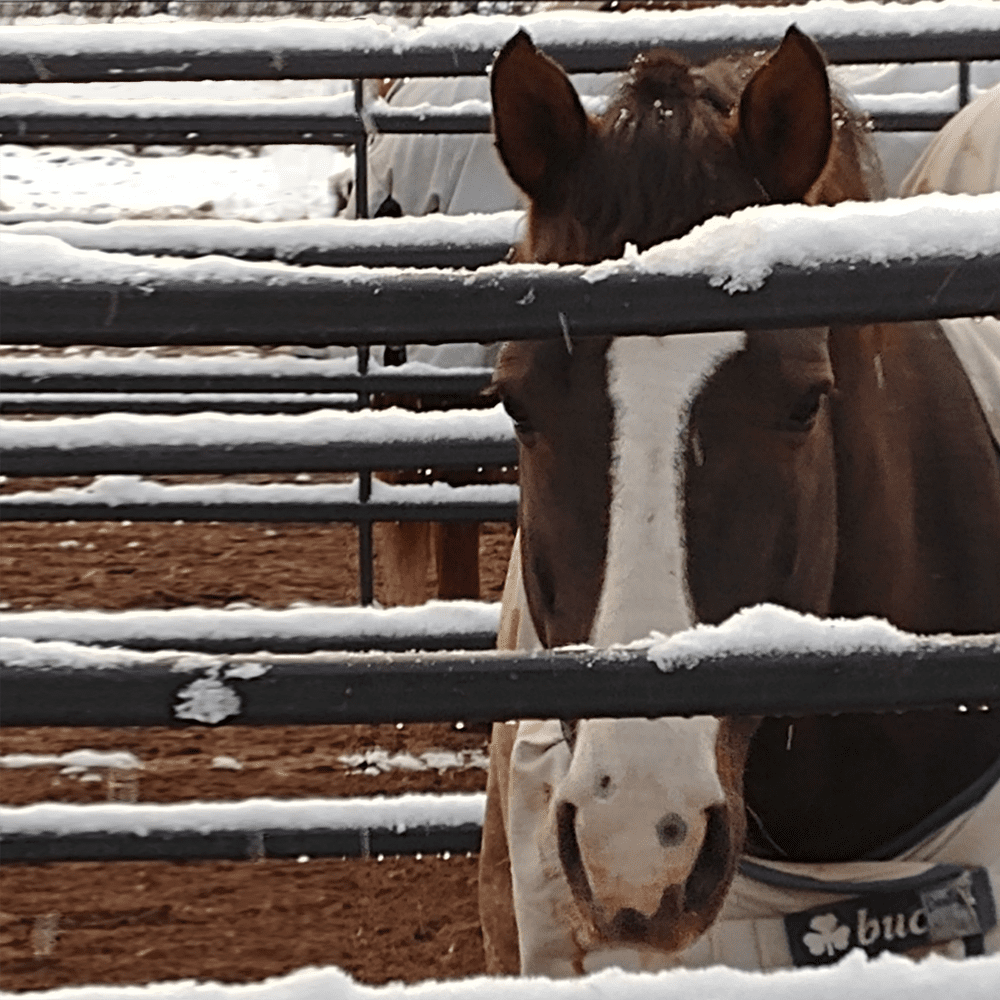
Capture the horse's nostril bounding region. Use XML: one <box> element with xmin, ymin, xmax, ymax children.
<box><xmin>656</xmin><ymin>812</ymin><xmax>688</xmax><ymax>848</ymax></box>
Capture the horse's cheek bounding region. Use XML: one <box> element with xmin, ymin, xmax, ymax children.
<box><xmin>781</xmin><ymin>413</ymin><xmax>839</xmax><ymax>611</ymax></box>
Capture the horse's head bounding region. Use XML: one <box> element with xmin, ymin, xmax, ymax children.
<box><xmin>491</xmin><ymin>28</ymin><xmax>873</xmax><ymax>955</ymax></box>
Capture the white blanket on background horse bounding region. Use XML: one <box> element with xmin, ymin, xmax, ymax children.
<box><xmin>911</xmin><ymin>84</ymin><xmax>1000</xmax><ymax>450</ymax></box>
<box><xmin>899</xmin><ymin>84</ymin><xmax>1000</xmax><ymax>197</ymax></box>
<box><xmin>941</xmin><ymin>317</ymin><xmax>1000</xmax><ymax>449</ymax></box>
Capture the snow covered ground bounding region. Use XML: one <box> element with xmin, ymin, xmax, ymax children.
<box><xmin>0</xmin><ymin>77</ymin><xmax>351</xmax><ymax>222</ymax></box>
<box><xmin>0</xmin><ymin>950</ymin><xmax>997</xmax><ymax>1000</ymax></box>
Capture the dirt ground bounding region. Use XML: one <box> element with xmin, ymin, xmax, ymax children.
<box><xmin>0</xmin><ymin>500</ymin><xmax>516</xmax><ymax>992</ymax></box>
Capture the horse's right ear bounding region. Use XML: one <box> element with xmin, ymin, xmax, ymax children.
<box><xmin>491</xmin><ymin>31</ymin><xmax>588</xmax><ymax>203</ymax></box>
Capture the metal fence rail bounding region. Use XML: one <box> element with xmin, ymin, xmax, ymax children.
<box><xmin>3</xmin><ymin>640</ymin><xmax>999</xmax><ymax>728</ymax></box>
<box><xmin>0</xmin><ymin>105</ymin><xmax>961</xmax><ymax>147</ymax></box>
<box><xmin>0</xmin><ymin>435</ymin><xmax>518</xmax><ymax>478</ymax></box>
<box><xmin>0</xmin><ymin>217</ymin><xmax>517</xmax><ymax>268</ymax></box>
<box><xmin>0</xmin><ymin>392</ymin><xmax>365</xmax><ymax>415</ymax></box>
<box><xmin>0</xmin><ymin>821</ymin><xmax>483</xmax><ymax>864</ymax></box>
<box><xmin>0</xmin><ymin>793</ymin><xmax>487</xmax><ymax>864</ymax></box>
<box><xmin>2</xmin><ymin>18</ymin><xmax>998</xmax><ymax>83</ymax></box>
<box><xmin>0</xmin><ymin>495</ymin><xmax>518</xmax><ymax>525</ymax></box>
<box><xmin>0</xmin><ymin>370</ymin><xmax>492</xmax><ymax>396</ymax></box>
<box><xmin>5</xmin><ymin>253</ymin><xmax>999</xmax><ymax>348</ymax></box>
<box><xmin>3</xmin><ymin>628</ymin><xmax>998</xmax><ymax>865</ymax></box>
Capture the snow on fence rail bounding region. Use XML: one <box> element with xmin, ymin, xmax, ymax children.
<box><xmin>1</xmin><ymin>612</ymin><xmax>998</xmax><ymax>864</ymax></box>
<box><xmin>0</xmin><ymin>793</ymin><xmax>486</xmax><ymax>864</ymax></box>
<box><xmin>3</xmin><ymin>195</ymin><xmax>997</xmax><ymax>604</ymax></box>
<box><xmin>2</xmin><ymin>4</ymin><xmax>997</xmax><ymax>151</ymax></box>
<box><xmin>0</xmin><ymin>601</ymin><xmax>503</xmax><ymax>655</ymax></box>
<box><xmin>0</xmin><ymin>215</ymin><xmax>508</xmax><ymax>412</ymax></box>
<box><xmin>0</xmin><ymin>213</ymin><xmax>523</xmax><ymax>268</ymax></box>
<box><xmin>3</xmin><ymin>607</ymin><xmax>999</xmax><ymax>727</ymax></box>
<box><xmin>0</xmin><ymin>405</ymin><xmax>517</xmax><ymax>477</ymax></box>
<box><xmin>4</xmin><ymin>196</ymin><xmax>1000</xmax><ymax>348</ymax></box>
<box><xmin>0</xmin><ymin>351</ymin><xmax>495</xmax><ymax>414</ymax></box>
<box><xmin>0</xmin><ymin>475</ymin><xmax>519</xmax><ymax>523</ymax></box>
<box><xmin>2</xmin><ymin>2</ymin><xmax>998</xmax><ymax>82</ymax></box>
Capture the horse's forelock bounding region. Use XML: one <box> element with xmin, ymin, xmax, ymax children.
<box><xmin>527</xmin><ymin>52</ymin><xmax>764</xmax><ymax>264</ymax></box>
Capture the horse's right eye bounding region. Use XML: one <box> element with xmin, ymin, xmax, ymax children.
<box><xmin>782</xmin><ymin>382</ymin><xmax>831</xmax><ymax>434</ymax></box>
<box><xmin>501</xmin><ymin>395</ymin><xmax>538</xmax><ymax>445</ymax></box>
<box><xmin>561</xmin><ymin>719</ymin><xmax>578</xmax><ymax>750</ymax></box>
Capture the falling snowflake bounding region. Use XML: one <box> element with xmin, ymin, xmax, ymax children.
<box><xmin>803</xmin><ymin>913</ymin><xmax>851</xmax><ymax>957</ymax></box>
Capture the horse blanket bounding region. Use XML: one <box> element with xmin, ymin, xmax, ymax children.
<box><xmin>899</xmin><ymin>84</ymin><xmax>1000</xmax><ymax>197</ymax></box>
<box><xmin>675</xmin><ymin>761</ymin><xmax>1000</xmax><ymax>971</ymax></box>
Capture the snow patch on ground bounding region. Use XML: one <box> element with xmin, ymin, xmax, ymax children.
<box><xmin>0</xmin><ymin>144</ymin><xmax>346</xmax><ymax>222</ymax></box>
<box><xmin>0</xmin><ymin>750</ymin><xmax>142</xmax><ymax>771</ymax></box>
<box><xmin>339</xmin><ymin>749</ymin><xmax>489</xmax><ymax>776</ymax></box>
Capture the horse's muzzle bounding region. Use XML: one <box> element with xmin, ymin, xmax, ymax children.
<box><xmin>556</xmin><ymin>800</ymin><xmax>733</xmax><ymax>951</ymax></box>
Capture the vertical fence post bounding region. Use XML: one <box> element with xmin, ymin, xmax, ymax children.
<box><xmin>959</xmin><ymin>61</ymin><xmax>970</xmax><ymax>107</ymax></box>
<box><xmin>353</xmin><ymin>77</ymin><xmax>375</xmax><ymax>606</ymax></box>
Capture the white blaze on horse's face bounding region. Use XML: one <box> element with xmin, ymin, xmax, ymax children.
<box><xmin>558</xmin><ymin>331</ymin><xmax>745</xmax><ymax>927</ymax></box>
<box><xmin>591</xmin><ymin>332</ymin><xmax>747</xmax><ymax>646</ymax></box>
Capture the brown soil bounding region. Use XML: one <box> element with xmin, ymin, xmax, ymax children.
<box><xmin>0</xmin><ymin>500</ymin><xmax>516</xmax><ymax>992</ymax></box>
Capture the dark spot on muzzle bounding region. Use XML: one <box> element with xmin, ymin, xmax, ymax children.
<box><xmin>656</xmin><ymin>812</ymin><xmax>688</xmax><ymax>847</ymax></box>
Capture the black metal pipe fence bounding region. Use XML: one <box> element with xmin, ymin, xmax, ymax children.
<box><xmin>3</xmin><ymin>7</ymin><xmax>1000</xmax><ymax>870</ymax></box>
<box><xmin>2</xmin><ymin>18</ymin><xmax>997</xmax><ymax>83</ymax></box>
<box><xmin>6</xmin><ymin>252</ymin><xmax>999</xmax><ymax>348</ymax></box>
<box><xmin>4</xmin><ymin>238</ymin><xmax>999</xmax><ymax>601</ymax></box>
<box><xmin>5</xmin><ymin>642</ymin><xmax>1000</xmax><ymax>728</ymax></box>
<box><xmin>0</xmin><ymin>371</ymin><xmax>492</xmax><ymax>396</ymax></box>
<box><xmin>0</xmin><ymin>822</ymin><xmax>485</xmax><ymax>865</ymax></box>
<box><xmin>1</xmin><ymin>16</ymin><xmax>995</xmax><ymax>211</ymax></box>
<box><xmin>3</xmin><ymin>637</ymin><xmax>998</xmax><ymax>862</ymax></box>
<box><xmin>0</xmin><ymin>106</ymin><xmax>966</xmax><ymax>148</ymax></box>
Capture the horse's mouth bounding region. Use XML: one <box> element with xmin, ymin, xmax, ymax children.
<box><xmin>556</xmin><ymin>801</ymin><xmax>733</xmax><ymax>951</ymax></box>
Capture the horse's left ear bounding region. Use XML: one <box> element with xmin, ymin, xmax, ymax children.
<box><xmin>736</xmin><ymin>25</ymin><xmax>833</xmax><ymax>202</ymax></box>
<box><xmin>491</xmin><ymin>31</ymin><xmax>588</xmax><ymax>204</ymax></box>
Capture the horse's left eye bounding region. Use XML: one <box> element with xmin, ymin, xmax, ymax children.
<box><xmin>783</xmin><ymin>384</ymin><xmax>830</xmax><ymax>433</ymax></box>
<box><xmin>561</xmin><ymin>719</ymin><xmax>578</xmax><ymax>750</ymax></box>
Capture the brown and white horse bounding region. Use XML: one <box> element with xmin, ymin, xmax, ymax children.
<box><xmin>478</xmin><ymin>28</ymin><xmax>1000</xmax><ymax>975</ymax></box>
